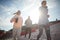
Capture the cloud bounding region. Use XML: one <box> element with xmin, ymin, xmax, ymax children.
<box><xmin>0</xmin><ymin>4</ymin><xmax>10</xmax><ymax>13</ymax></box>
<box><xmin>0</xmin><ymin>17</ymin><xmax>3</xmax><ymax>26</ymax></box>
<box><xmin>47</xmin><ymin>0</ymin><xmax>58</xmax><ymax>9</ymax></box>
<box><xmin>0</xmin><ymin>0</ymin><xmax>59</xmax><ymax>31</ymax></box>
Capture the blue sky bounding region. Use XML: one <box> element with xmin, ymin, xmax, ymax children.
<box><xmin>0</xmin><ymin>0</ymin><xmax>60</xmax><ymax>31</ymax></box>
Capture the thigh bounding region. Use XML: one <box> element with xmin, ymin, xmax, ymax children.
<box><xmin>13</xmin><ymin>28</ymin><xmax>17</xmax><ymax>37</ymax></box>
<box><xmin>44</xmin><ymin>24</ymin><xmax>50</xmax><ymax>31</ymax></box>
<box><xmin>38</xmin><ymin>25</ymin><xmax>43</xmax><ymax>36</ymax></box>
<box><xmin>27</xmin><ymin>27</ymin><xmax>31</xmax><ymax>33</ymax></box>
<box><xmin>44</xmin><ymin>25</ymin><xmax>51</xmax><ymax>36</ymax></box>
<box><xmin>17</xmin><ymin>28</ymin><xmax>21</xmax><ymax>36</ymax></box>
<box><xmin>39</xmin><ymin>25</ymin><xmax>43</xmax><ymax>32</ymax></box>
<box><xmin>25</xmin><ymin>27</ymin><xmax>28</xmax><ymax>32</ymax></box>
<box><xmin>28</xmin><ymin>27</ymin><xmax>31</xmax><ymax>30</ymax></box>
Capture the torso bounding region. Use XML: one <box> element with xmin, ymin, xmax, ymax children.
<box><xmin>13</xmin><ymin>15</ymin><xmax>23</xmax><ymax>29</ymax></box>
<box><xmin>39</xmin><ymin>6</ymin><xmax>49</xmax><ymax>25</ymax></box>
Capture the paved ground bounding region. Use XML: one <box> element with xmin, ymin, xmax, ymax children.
<box><xmin>1</xmin><ymin>23</ymin><xmax>60</xmax><ymax>40</ymax></box>
<box><xmin>5</xmin><ymin>29</ymin><xmax>47</xmax><ymax>40</ymax></box>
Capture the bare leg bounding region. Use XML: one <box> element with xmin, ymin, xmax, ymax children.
<box><xmin>37</xmin><ymin>27</ymin><xmax>43</xmax><ymax>40</ymax></box>
<box><xmin>29</xmin><ymin>28</ymin><xmax>31</xmax><ymax>39</ymax></box>
<box><xmin>45</xmin><ymin>26</ymin><xmax>51</xmax><ymax>40</ymax></box>
<box><xmin>25</xmin><ymin>28</ymin><xmax>27</xmax><ymax>37</ymax></box>
<box><xmin>13</xmin><ymin>28</ymin><xmax>17</xmax><ymax>40</ymax></box>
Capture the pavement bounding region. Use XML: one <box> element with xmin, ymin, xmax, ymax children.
<box><xmin>5</xmin><ymin>29</ymin><xmax>47</xmax><ymax>40</ymax></box>
<box><xmin>2</xmin><ymin>23</ymin><xmax>60</xmax><ymax>40</ymax></box>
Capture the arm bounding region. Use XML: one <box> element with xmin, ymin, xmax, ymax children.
<box><xmin>10</xmin><ymin>17</ymin><xmax>15</xmax><ymax>23</ymax></box>
<box><xmin>47</xmin><ymin>8</ymin><xmax>50</xmax><ymax>18</ymax></box>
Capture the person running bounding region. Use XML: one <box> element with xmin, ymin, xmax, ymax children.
<box><xmin>25</xmin><ymin>16</ymin><xmax>32</xmax><ymax>39</ymax></box>
<box><xmin>37</xmin><ymin>0</ymin><xmax>51</xmax><ymax>40</ymax></box>
<box><xmin>10</xmin><ymin>10</ymin><xmax>23</xmax><ymax>40</ymax></box>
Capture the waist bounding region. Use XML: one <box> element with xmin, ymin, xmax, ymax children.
<box><xmin>26</xmin><ymin>25</ymin><xmax>32</xmax><ymax>27</ymax></box>
<box><xmin>13</xmin><ymin>24</ymin><xmax>22</xmax><ymax>28</ymax></box>
<box><xmin>13</xmin><ymin>26</ymin><xmax>21</xmax><ymax>29</ymax></box>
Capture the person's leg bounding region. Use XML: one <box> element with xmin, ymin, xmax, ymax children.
<box><xmin>45</xmin><ymin>25</ymin><xmax>51</xmax><ymax>40</ymax></box>
<box><xmin>25</xmin><ymin>28</ymin><xmax>28</xmax><ymax>37</ymax></box>
<box><xmin>29</xmin><ymin>27</ymin><xmax>31</xmax><ymax>39</ymax></box>
<box><xmin>13</xmin><ymin>28</ymin><xmax>17</xmax><ymax>40</ymax></box>
<box><xmin>37</xmin><ymin>25</ymin><xmax>43</xmax><ymax>40</ymax></box>
<box><xmin>17</xmin><ymin>28</ymin><xmax>21</xmax><ymax>40</ymax></box>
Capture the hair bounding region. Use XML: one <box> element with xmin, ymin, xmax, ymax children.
<box><xmin>17</xmin><ymin>10</ymin><xmax>21</xmax><ymax>15</ymax></box>
<box><xmin>41</xmin><ymin>1</ymin><xmax>46</xmax><ymax>5</ymax></box>
<box><xmin>14</xmin><ymin>10</ymin><xmax>21</xmax><ymax>15</ymax></box>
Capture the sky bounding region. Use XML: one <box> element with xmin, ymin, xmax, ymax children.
<box><xmin>0</xmin><ymin>0</ymin><xmax>60</xmax><ymax>31</ymax></box>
